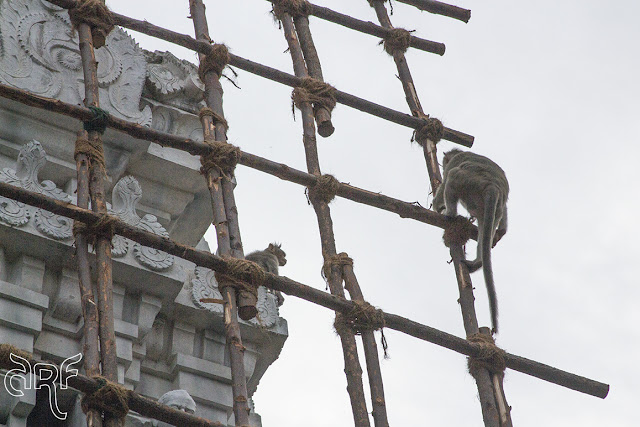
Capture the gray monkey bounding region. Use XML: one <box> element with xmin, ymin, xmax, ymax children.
<box><xmin>245</xmin><ymin>243</ymin><xmax>287</xmax><ymax>306</ymax></box>
<box><xmin>433</xmin><ymin>149</ymin><xmax>509</xmax><ymax>333</ymax></box>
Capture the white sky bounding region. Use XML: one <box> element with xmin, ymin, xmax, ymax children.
<box><xmin>108</xmin><ymin>1</ymin><xmax>640</xmax><ymax>426</ymax></box>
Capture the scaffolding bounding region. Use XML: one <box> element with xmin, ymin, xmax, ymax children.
<box><xmin>0</xmin><ymin>0</ymin><xmax>609</xmax><ymax>426</ymax></box>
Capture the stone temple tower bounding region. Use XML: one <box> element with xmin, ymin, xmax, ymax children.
<box><xmin>0</xmin><ymin>1</ymin><xmax>287</xmax><ymax>425</ymax></box>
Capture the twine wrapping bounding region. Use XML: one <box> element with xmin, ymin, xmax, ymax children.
<box><xmin>213</xmin><ymin>257</ymin><xmax>267</xmax><ymax>299</ymax></box>
<box><xmin>81</xmin><ymin>376</ymin><xmax>131</xmax><ymax>420</ymax></box>
<box><xmin>0</xmin><ymin>344</ymin><xmax>33</xmax><ymax>369</ymax></box>
<box><xmin>271</xmin><ymin>0</ymin><xmax>312</xmax><ymax>19</ymax></box>
<box><xmin>68</xmin><ymin>0</ymin><xmax>114</xmax><ymax>48</ymax></box>
<box><xmin>199</xmin><ymin>136</ymin><xmax>241</xmax><ymax>177</ymax></box>
<box><xmin>199</xmin><ymin>107</ymin><xmax>229</xmax><ymax>131</ymax></box>
<box><xmin>307</xmin><ymin>174</ymin><xmax>340</xmax><ymax>205</ymax></box>
<box><xmin>334</xmin><ymin>300</ymin><xmax>389</xmax><ymax>358</ymax></box>
<box><xmin>74</xmin><ymin>132</ymin><xmax>106</xmax><ymax>170</ymax></box>
<box><xmin>322</xmin><ymin>252</ymin><xmax>353</xmax><ymax>279</ymax></box>
<box><xmin>82</xmin><ymin>106</ymin><xmax>110</xmax><ymax>135</ymax></box>
<box><xmin>291</xmin><ymin>77</ymin><xmax>337</xmax><ymax>115</ymax></box>
<box><xmin>442</xmin><ymin>216</ymin><xmax>474</xmax><ymax>248</ymax></box>
<box><xmin>198</xmin><ymin>44</ymin><xmax>230</xmax><ymax>80</ymax></box>
<box><xmin>73</xmin><ymin>213</ymin><xmax>118</xmax><ymax>244</ymax></box>
<box><xmin>467</xmin><ymin>333</ymin><xmax>506</xmax><ymax>376</ymax></box>
<box><xmin>381</xmin><ymin>28</ymin><xmax>413</xmax><ymax>55</ymax></box>
<box><xmin>413</xmin><ymin>115</ymin><xmax>444</xmax><ymax>145</ymax></box>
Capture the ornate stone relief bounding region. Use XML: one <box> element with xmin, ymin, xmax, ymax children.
<box><xmin>109</xmin><ymin>175</ymin><xmax>174</xmax><ymax>271</ymax></box>
<box><xmin>0</xmin><ymin>0</ymin><xmax>151</xmax><ymax>126</ymax></box>
<box><xmin>191</xmin><ymin>266</ymin><xmax>279</xmax><ymax>328</ymax></box>
<box><xmin>0</xmin><ymin>140</ymin><xmax>72</xmax><ymax>240</ymax></box>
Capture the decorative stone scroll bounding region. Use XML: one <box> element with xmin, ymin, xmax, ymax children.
<box><xmin>109</xmin><ymin>175</ymin><xmax>174</xmax><ymax>271</ymax></box>
<box><xmin>0</xmin><ymin>140</ymin><xmax>72</xmax><ymax>240</ymax></box>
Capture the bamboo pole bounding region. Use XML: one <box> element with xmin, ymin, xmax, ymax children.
<box><xmin>278</xmin><ymin>11</ymin><xmax>370</xmax><ymax>426</ymax></box>
<box><xmin>291</xmin><ymin>11</ymin><xmax>334</xmax><ymax>137</ymax></box>
<box><xmin>396</xmin><ymin>0</ymin><xmax>471</xmax><ymax>23</ymax></box>
<box><xmin>45</xmin><ymin>0</ymin><xmax>474</xmax><ymax>147</ymax></box>
<box><xmin>0</xmin><ymin>82</ymin><xmax>470</xmax><ymax>240</ymax></box>
<box><xmin>77</xmin><ymin>19</ymin><xmax>121</xmax><ymax>427</ymax></box>
<box><xmin>287</xmin><ymin>0</ymin><xmax>446</xmax><ymax>55</ymax></box>
<box><xmin>0</xmin><ymin>180</ymin><xmax>610</xmax><ymax>400</ymax></box>
<box><xmin>342</xmin><ymin>263</ymin><xmax>389</xmax><ymax>427</ymax></box>
<box><xmin>73</xmin><ymin>130</ymin><xmax>103</xmax><ymax>427</ymax></box>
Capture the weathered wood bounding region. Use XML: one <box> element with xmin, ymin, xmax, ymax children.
<box><xmin>45</xmin><ymin>0</ymin><xmax>474</xmax><ymax>147</ymax></box>
<box><xmin>396</xmin><ymin>0</ymin><xmax>471</xmax><ymax>23</ymax></box>
<box><xmin>0</xmin><ymin>81</ymin><xmax>467</xmax><ymax>234</ymax></box>
<box><xmin>77</xmin><ymin>20</ymin><xmax>121</xmax><ymax>427</ymax></box>
<box><xmin>73</xmin><ymin>130</ymin><xmax>103</xmax><ymax>427</ymax></box>
<box><xmin>343</xmin><ymin>264</ymin><xmax>389</xmax><ymax>427</ymax></box>
<box><xmin>189</xmin><ymin>1</ymin><xmax>252</xmax><ymax>425</ymax></box>
<box><xmin>0</xmin><ymin>181</ymin><xmax>611</xmax><ymax>400</ymax></box>
<box><xmin>280</xmin><ymin>12</ymin><xmax>370</xmax><ymax>426</ymax></box>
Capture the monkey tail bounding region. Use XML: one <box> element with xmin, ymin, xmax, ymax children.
<box><xmin>483</xmin><ymin>187</ymin><xmax>500</xmax><ymax>334</ymax></box>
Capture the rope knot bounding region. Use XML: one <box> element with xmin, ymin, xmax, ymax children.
<box><xmin>199</xmin><ymin>107</ymin><xmax>230</xmax><ymax>131</ymax></box>
<box><xmin>81</xmin><ymin>376</ymin><xmax>131</xmax><ymax>420</ymax></box>
<box><xmin>271</xmin><ymin>0</ymin><xmax>312</xmax><ymax>19</ymax></box>
<box><xmin>73</xmin><ymin>213</ymin><xmax>117</xmax><ymax>245</ymax></box>
<box><xmin>307</xmin><ymin>174</ymin><xmax>340</xmax><ymax>205</ymax></box>
<box><xmin>82</xmin><ymin>106</ymin><xmax>110</xmax><ymax>135</ymax></box>
<box><xmin>74</xmin><ymin>131</ymin><xmax>106</xmax><ymax>171</ymax></box>
<box><xmin>322</xmin><ymin>252</ymin><xmax>353</xmax><ymax>279</ymax></box>
<box><xmin>414</xmin><ymin>115</ymin><xmax>444</xmax><ymax>145</ymax></box>
<box><xmin>442</xmin><ymin>216</ymin><xmax>475</xmax><ymax>248</ymax></box>
<box><xmin>334</xmin><ymin>301</ymin><xmax>389</xmax><ymax>357</ymax></box>
<box><xmin>467</xmin><ymin>332</ymin><xmax>506</xmax><ymax>376</ymax></box>
<box><xmin>214</xmin><ymin>257</ymin><xmax>267</xmax><ymax>299</ymax></box>
<box><xmin>291</xmin><ymin>77</ymin><xmax>337</xmax><ymax>115</ymax></box>
<box><xmin>199</xmin><ymin>136</ymin><xmax>241</xmax><ymax>177</ymax></box>
<box><xmin>198</xmin><ymin>44</ymin><xmax>230</xmax><ymax>80</ymax></box>
<box><xmin>381</xmin><ymin>28</ymin><xmax>413</xmax><ymax>55</ymax></box>
<box><xmin>68</xmin><ymin>0</ymin><xmax>114</xmax><ymax>48</ymax></box>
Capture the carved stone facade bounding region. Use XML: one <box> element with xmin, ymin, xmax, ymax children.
<box><xmin>0</xmin><ymin>1</ymin><xmax>287</xmax><ymax>426</ymax></box>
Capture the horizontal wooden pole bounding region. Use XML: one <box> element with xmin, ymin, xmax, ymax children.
<box><xmin>396</xmin><ymin>0</ymin><xmax>471</xmax><ymax>23</ymax></box>
<box><xmin>44</xmin><ymin>0</ymin><xmax>473</xmax><ymax>147</ymax></box>
<box><xmin>0</xmin><ymin>82</ymin><xmax>458</xmax><ymax>234</ymax></box>
<box><xmin>0</xmin><ymin>181</ymin><xmax>609</xmax><ymax>400</ymax></box>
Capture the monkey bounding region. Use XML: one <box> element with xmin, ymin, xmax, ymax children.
<box><xmin>433</xmin><ymin>149</ymin><xmax>509</xmax><ymax>333</ymax></box>
<box><xmin>245</xmin><ymin>243</ymin><xmax>287</xmax><ymax>306</ymax></box>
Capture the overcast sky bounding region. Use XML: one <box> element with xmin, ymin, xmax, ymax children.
<box><xmin>108</xmin><ymin>1</ymin><xmax>639</xmax><ymax>425</ymax></box>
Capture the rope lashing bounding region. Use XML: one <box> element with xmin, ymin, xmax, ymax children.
<box><xmin>334</xmin><ymin>300</ymin><xmax>389</xmax><ymax>358</ymax></box>
<box><xmin>74</xmin><ymin>131</ymin><xmax>106</xmax><ymax>170</ymax></box>
<box><xmin>68</xmin><ymin>0</ymin><xmax>114</xmax><ymax>48</ymax></box>
<box><xmin>213</xmin><ymin>257</ymin><xmax>267</xmax><ymax>299</ymax></box>
<box><xmin>322</xmin><ymin>252</ymin><xmax>353</xmax><ymax>279</ymax></box>
<box><xmin>442</xmin><ymin>216</ymin><xmax>474</xmax><ymax>248</ymax></box>
<box><xmin>81</xmin><ymin>376</ymin><xmax>131</xmax><ymax>420</ymax></box>
<box><xmin>73</xmin><ymin>213</ymin><xmax>118</xmax><ymax>244</ymax></box>
<box><xmin>199</xmin><ymin>136</ymin><xmax>241</xmax><ymax>177</ymax></box>
<box><xmin>307</xmin><ymin>174</ymin><xmax>340</xmax><ymax>204</ymax></box>
<box><xmin>413</xmin><ymin>115</ymin><xmax>444</xmax><ymax>145</ymax></box>
<box><xmin>271</xmin><ymin>0</ymin><xmax>312</xmax><ymax>19</ymax></box>
<box><xmin>291</xmin><ymin>77</ymin><xmax>337</xmax><ymax>115</ymax></box>
<box><xmin>198</xmin><ymin>44</ymin><xmax>230</xmax><ymax>80</ymax></box>
<box><xmin>82</xmin><ymin>106</ymin><xmax>110</xmax><ymax>135</ymax></box>
<box><xmin>199</xmin><ymin>107</ymin><xmax>229</xmax><ymax>132</ymax></box>
<box><xmin>467</xmin><ymin>333</ymin><xmax>507</xmax><ymax>376</ymax></box>
<box><xmin>381</xmin><ymin>28</ymin><xmax>413</xmax><ymax>55</ymax></box>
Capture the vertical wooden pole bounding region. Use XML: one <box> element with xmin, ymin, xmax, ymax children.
<box><xmin>77</xmin><ymin>18</ymin><xmax>121</xmax><ymax>427</ymax></box>
<box><xmin>73</xmin><ymin>130</ymin><xmax>103</xmax><ymax>427</ymax></box>
<box><xmin>278</xmin><ymin>12</ymin><xmax>371</xmax><ymax>427</ymax></box>
<box><xmin>342</xmin><ymin>263</ymin><xmax>389</xmax><ymax>427</ymax></box>
<box><xmin>188</xmin><ymin>1</ymin><xmax>252</xmax><ymax>425</ymax></box>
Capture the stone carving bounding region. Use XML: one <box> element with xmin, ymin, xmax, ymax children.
<box><xmin>0</xmin><ymin>140</ymin><xmax>72</xmax><ymax>239</ymax></box>
<box><xmin>191</xmin><ymin>266</ymin><xmax>279</xmax><ymax>328</ymax></box>
<box><xmin>0</xmin><ymin>0</ymin><xmax>152</xmax><ymax>126</ymax></box>
<box><xmin>144</xmin><ymin>50</ymin><xmax>204</xmax><ymax>108</ymax></box>
<box><xmin>110</xmin><ymin>176</ymin><xmax>174</xmax><ymax>271</ymax></box>
<box><xmin>126</xmin><ymin>389</ymin><xmax>196</xmax><ymax>427</ymax></box>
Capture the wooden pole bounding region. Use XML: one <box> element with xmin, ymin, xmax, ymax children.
<box><xmin>342</xmin><ymin>263</ymin><xmax>389</xmax><ymax>427</ymax></box>
<box><xmin>279</xmin><ymin>11</ymin><xmax>370</xmax><ymax>426</ymax></box>
<box><xmin>0</xmin><ymin>180</ymin><xmax>611</xmax><ymax>400</ymax></box>
<box><xmin>44</xmin><ymin>0</ymin><xmax>474</xmax><ymax>147</ymax></box>
<box><xmin>73</xmin><ymin>130</ymin><xmax>103</xmax><ymax>427</ymax></box>
<box><xmin>76</xmin><ymin>18</ymin><xmax>121</xmax><ymax>427</ymax></box>
<box><xmin>395</xmin><ymin>0</ymin><xmax>471</xmax><ymax>23</ymax></box>
<box><xmin>188</xmin><ymin>1</ymin><xmax>252</xmax><ymax>425</ymax></box>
